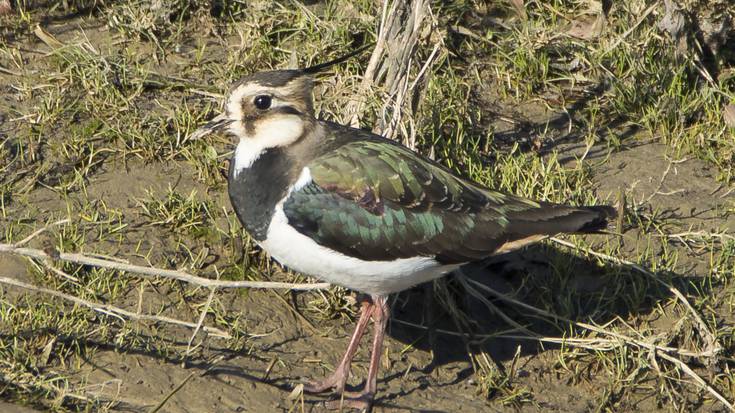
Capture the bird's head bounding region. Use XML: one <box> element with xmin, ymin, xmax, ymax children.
<box><xmin>189</xmin><ymin>70</ymin><xmax>315</xmax><ymax>148</ymax></box>
<box><xmin>188</xmin><ymin>44</ymin><xmax>372</xmax><ymax>148</ymax></box>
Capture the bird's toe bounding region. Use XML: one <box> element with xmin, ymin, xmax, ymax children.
<box><xmin>324</xmin><ymin>392</ymin><xmax>374</xmax><ymax>412</ymax></box>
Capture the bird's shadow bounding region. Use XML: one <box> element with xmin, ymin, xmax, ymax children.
<box><xmin>387</xmin><ymin>241</ymin><xmax>692</xmax><ymax>373</ymax></box>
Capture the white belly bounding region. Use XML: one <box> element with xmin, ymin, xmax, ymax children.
<box><xmin>260</xmin><ymin>203</ymin><xmax>459</xmax><ymax>295</ymax></box>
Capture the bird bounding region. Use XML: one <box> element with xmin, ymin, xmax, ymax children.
<box><xmin>190</xmin><ymin>54</ymin><xmax>616</xmax><ymax>410</ymax></box>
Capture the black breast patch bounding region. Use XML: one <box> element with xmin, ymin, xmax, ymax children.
<box><xmin>228</xmin><ymin>148</ymin><xmax>297</xmax><ymax>241</ymax></box>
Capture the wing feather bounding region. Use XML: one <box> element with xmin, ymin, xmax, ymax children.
<box><xmin>282</xmin><ymin>139</ymin><xmax>614</xmax><ymax>263</ymax></box>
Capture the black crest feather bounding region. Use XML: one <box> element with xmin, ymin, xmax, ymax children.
<box><xmin>302</xmin><ymin>43</ymin><xmax>374</xmax><ymax>74</ymax></box>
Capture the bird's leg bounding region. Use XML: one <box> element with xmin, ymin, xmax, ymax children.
<box><xmin>326</xmin><ymin>295</ymin><xmax>389</xmax><ymax>411</ymax></box>
<box><xmin>364</xmin><ymin>296</ymin><xmax>390</xmax><ymax>398</ymax></box>
<box><xmin>303</xmin><ymin>296</ymin><xmax>373</xmax><ymax>394</ymax></box>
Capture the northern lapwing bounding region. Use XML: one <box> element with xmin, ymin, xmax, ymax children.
<box><xmin>191</xmin><ymin>54</ymin><xmax>616</xmax><ymax>410</ymax></box>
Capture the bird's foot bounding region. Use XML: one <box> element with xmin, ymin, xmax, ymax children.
<box><xmin>302</xmin><ymin>369</ymin><xmax>348</xmax><ymax>394</ymax></box>
<box><xmin>324</xmin><ymin>391</ymin><xmax>375</xmax><ymax>411</ymax></box>
<box><xmin>303</xmin><ymin>375</ymin><xmax>376</xmax><ymax>411</ymax></box>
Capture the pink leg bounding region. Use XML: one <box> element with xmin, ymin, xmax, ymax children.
<box><xmin>326</xmin><ymin>295</ymin><xmax>389</xmax><ymax>411</ymax></box>
<box><xmin>303</xmin><ymin>298</ymin><xmax>373</xmax><ymax>394</ymax></box>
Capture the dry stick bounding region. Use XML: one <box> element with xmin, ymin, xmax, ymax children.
<box><xmin>35</xmin><ymin>259</ymin><xmax>81</xmax><ymax>283</ymax></box>
<box><xmin>14</xmin><ymin>218</ymin><xmax>71</xmax><ymax>246</ymax></box>
<box><xmin>407</xmin><ymin>42</ymin><xmax>441</xmax><ymax>93</ymax></box>
<box><xmin>185</xmin><ymin>287</ymin><xmax>218</xmax><ymax>356</ymax></box>
<box><xmin>659</xmin><ymin>230</ymin><xmax>735</xmax><ymax>244</ymax></box>
<box><xmin>392</xmin><ymin>316</ymin><xmax>700</xmax><ymax>355</ymax></box>
<box><xmin>0</xmin><ymin>243</ymin><xmax>331</xmax><ymax>291</ymax></box>
<box><xmin>384</xmin><ymin>67</ymin><xmax>410</xmax><ymax>142</ymax></box>
<box><xmin>643</xmin><ymin>157</ymin><xmax>676</xmax><ymax>204</ymax></box>
<box><xmin>657</xmin><ymin>351</ymin><xmax>734</xmax><ymax>412</ymax></box>
<box><xmin>0</xmin><ymin>276</ymin><xmax>232</xmax><ymax>338</ymax></box>
<box><xmin>549</xmin><ymin>237</ymin><xmax>721</xmax><ymax>355</ymax></box>
<box><xmin>149</xmin><ymin>370</ymin><xmax>197</xmax><ymax>413</ymax></box>
<box><xmin>12</xmin><ymin>218</ymin><xmax>83</xmax><ymax>285</ymax></box>
<box><xmin>394</xmin><ymin>313</ymin><xmax>722</xmax><ymax>371</ymax></box>
<box><xmin>383</xmin><ymin>0</ymin><xmax>431</xmax><ymax>144</ymax></box>
<box><xmin>347</xmin><ymin>0</ymin><xmax>392</xmax><ymax>127</ymax></box>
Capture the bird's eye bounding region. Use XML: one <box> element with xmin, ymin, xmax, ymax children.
<box><xmin>253</xmin><ymin>95</ymin><xmax>272</xmax><ymax>110</ymax></box>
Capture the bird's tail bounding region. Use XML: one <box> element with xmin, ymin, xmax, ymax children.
<box><xmin>575</xmin><ymin>205</ymin><xmax>618</xmax><ymax>233</ymax></box>
<box><xmin>505</xmin><ymin>202</ymin><xmax>618</xmax><ymax>238</ymax></box>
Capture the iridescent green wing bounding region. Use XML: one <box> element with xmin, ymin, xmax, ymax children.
<box><xmin>283</xmin><ymin>140</ymin><xmax>542</xmax><ymax>262</ymax></box>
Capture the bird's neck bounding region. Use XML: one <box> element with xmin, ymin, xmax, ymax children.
<box><xmin>228</xmin><ymin>146</ymin><xmax>298</xmax><ymax>241</ymax></box>
<box><xmin>226</xmin><ymin>120</ymin><xmax>341</xmax><ymax>240</ymax></box>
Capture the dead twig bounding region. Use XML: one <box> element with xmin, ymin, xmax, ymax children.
<box><xmin>185</xmin><ymin>287</ymin><xmax>218</xmax><ymax>356</ymax></box>
<box><xmin>0</xmin><ymin>276</ymin><xmax>232</xmax><ymax>339</ymax></box>
<box><xmin>657</xmin><ymin>350</ymin><xmax>734</xmax><ymax>411</ymax></box>
<box><xmin>658</xmin><ymin>230</ymin><xmax>735</xmax><ymax>244</ymax></box>
<box><xmin>13</xmin><ymin>218</ymin><xmax>71</xmax><ymax>247</ymax></box>
<box><xmin>346</xmin><ymin>0</ymin><xmax>393</xmax><ymax>127</ymax></box>
<box><xmin>347</xmin><ymin>0</ymin><xmax>440</xmax><ymax>149</ymax></box>
<box><xmin>0</xmin><ymin>243</ymin><xmax>331</xmax><ymax>291</ymax></box>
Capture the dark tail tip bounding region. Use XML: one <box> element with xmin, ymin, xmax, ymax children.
<box><xmin>577</xmin><ymin>205</ymin><xmax>618</xmax><ymax>233</ymax></box>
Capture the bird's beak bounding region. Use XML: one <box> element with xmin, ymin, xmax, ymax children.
<box><xmin>187</xmin><ymin>113</ymin><xmax>232</xmax><ymax>141</ymax></box>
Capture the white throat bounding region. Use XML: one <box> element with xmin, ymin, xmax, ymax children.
<box><xmin>230</xmin><ymin>115</ymin><xmax>305</xmax><ymax>178</ymax></box>
<box><xmin>232</xmin><ymin>139</ymin><xmax>265</xmax><ymax>177</ymax></box>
